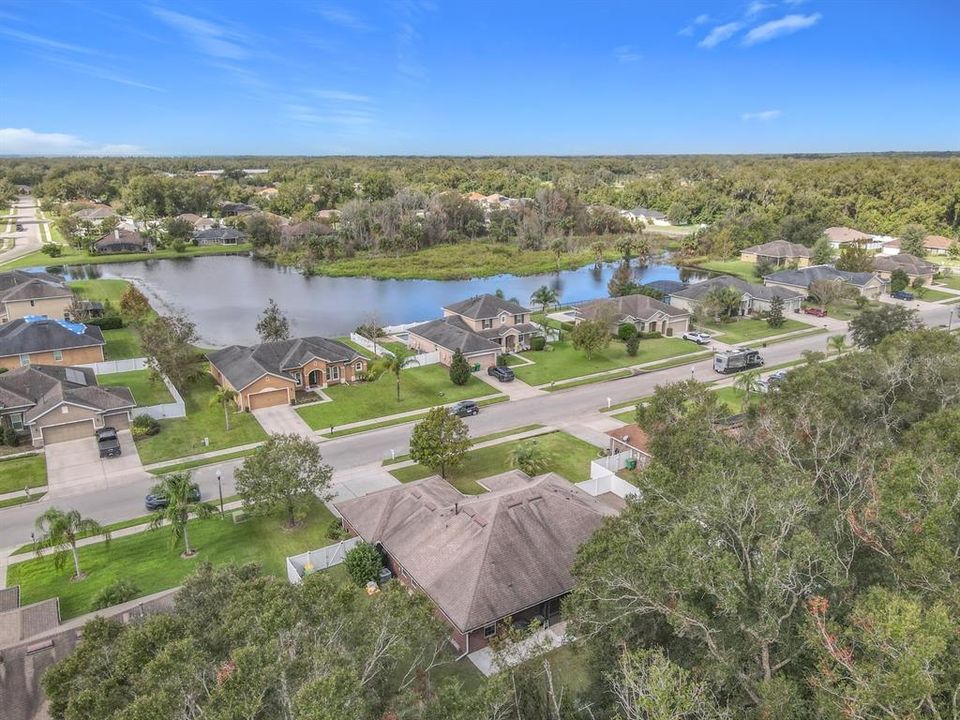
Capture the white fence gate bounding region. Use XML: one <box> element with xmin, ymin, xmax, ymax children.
<box><xmin>286</xmin><ymin>537</ymin><xmax>362</xmax><ymax>584</ymax></box>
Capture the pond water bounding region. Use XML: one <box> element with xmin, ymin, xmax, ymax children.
<box><xmin>49</xmin><ymin>255</ymin><xmax>707</xmax><ymax>347</ymax></box>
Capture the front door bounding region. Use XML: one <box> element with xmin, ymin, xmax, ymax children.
<box><xmin>308</xmin><ymin>369</ymin><xmax>321</xmax><ymax>387</ymax></box>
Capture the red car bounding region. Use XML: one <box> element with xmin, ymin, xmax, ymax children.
<box><xmin>803</xmin><ymin>307</ymin><xmax>828</xmax><ymax>317</ymax></box>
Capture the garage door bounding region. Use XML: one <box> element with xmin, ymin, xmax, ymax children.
<box><xmin>103</xmin><ymin>412</ymin><xmax>130</xmax><ymax>430</ymax></box>
<box><xmin>41</xmin><ymin>420</ymin><xmax>95</xmax><ymax>444</ymax></box>
<box><xmin>248</xmin><ymin>389</ymin><xmax>289</xmax><ymax>410</ymax></box>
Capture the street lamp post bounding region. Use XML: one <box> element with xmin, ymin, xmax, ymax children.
<box><xmin>217</xmin><ymin>470</ymin><xmax>224</xmax><ymax>516</ymax></box>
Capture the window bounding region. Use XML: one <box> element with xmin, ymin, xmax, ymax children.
<box><xmin>355</xmin><ymin>362</ymin><xmax>363</xmax><ymax>372</ymax></box>
<box><xmin>294</xmin><ymin>372</ymin><xmax>302</xmax><ymax>386</ymax></box>
<box><xmin>9</xmin><ymin>413</ymin><xmax>24</xmax><ymax>431</ymax></box>
<box><xmin>514</xmin><ymin>314</ymin><xmax>524</xmax><ymax>324</ymax></box>
<box><xmin>326</xmin><ymin>366</ymin><xmax>340</xmax><ymax>381</ymax></box>
<box><xmin>53</xmin><ymin>349</ymin><xmax>63</xmax><ymax>361</ymax></box>
<box><xmin>500</xmin><ymin>315</ymin><xmax>506</xmax><ymax>325</ymax></box>
<box><xmin>19</xmin><ymin>354</ymin><xmax>30</xmax><ymax>367</ymax></box>
<box><xmin>30</xmin><ymin>300</ymin><xmax>36</xmax><ymax>307</ymax></box>
<box><xmin>483</xmin><ymin>623</ymin><xmax>497</xmax><ymax>639</ymax></box>
<box><xmin>481</xmin><ymin>319</ymin><xmax>493</xmax><ymax>330</ymax></box>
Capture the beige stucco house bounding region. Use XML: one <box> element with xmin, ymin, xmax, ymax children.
<box><xmin>208</xmin><ymin>336</ymin><xmax>368</xmax><ymax>411</ymax></box>
<box><xmin>872</xmin><ymin>254</ymin><xmax>938</xmax><ymax>285</ymax></box>
<box><xmin>667</xmin><ymin>276</ymin><xmax>804</xmax><ymax>315</ymax></box>
<box><xmin>0</xmin><ymin>271</ymin><xmax>73</xmax><ymax>324</ymax></box>
<box><xmin>763</xmin><ymin>265</ymin><xmax>889</xmax><ymax>298</ymax></box>
<box><xmin>739</xmin><ymin>240</ymin><xmax>812</xmax><ymax>267</ymax></box>
<box><xmin>0</xmin><ymin>318</ymin><xmax>105</xmax><ymax>371</ymax></box>
<box><xmin>575</xmin><ymin>294</ymin><xmax>690</xmax><ymax>336</ymax></box>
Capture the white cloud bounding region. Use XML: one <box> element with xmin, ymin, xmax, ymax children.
<box><xmin>743</xmin><ymin>13</ymin><xmax>822</xmax><ymax>45</ymax></box>
<box><xmin>0</xmin><ymin>128</ymin><xmax>145</xmax><ymax>155</ymax></box>
<box><xmin>698</xmin><ymin>22</ymin><xmax>743</xmax><ymax>48</ymax></box>
<box><xmin>679</xmin><ymin>13</ymin><xmax>711</xmax><ymax>36</ymax></box>
<box><xmin>311</xmin><ymin>89</ymin><xmax>372</xmax><ymax>103</ymax></box>
<box><xmin>151</xmin><ymin>8</ymin><xmax>249</xmax><ymax>59</ymax></box>
<box><xmin>315</xmin><ymin>5</ymin><xmax>372</xmax><ymax>31</ymax></box>
<box><xmin>746</xmin><ymin>1</ymin><xmax>773</xmax><ymax>16</ymax></box>
<box><xmin>614</xmin><ymin>45</ymin><xmax>642</xmax><ymax>63</ymax></box>
<box><xmin>741</xmin><ymin>109</ymin><xmax>782</xmax><ymax>121</ymax></box>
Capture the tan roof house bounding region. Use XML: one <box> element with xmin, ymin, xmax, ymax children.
<box><xmin>175</xmin><ymin>213</ymin><xmax>216</xmax><ymax>231</ymax></box>
<box><xmin>575</xmin><ymin>294</ymin><xmax>690</xmax><ymax>337</ymax></box>
<box><xmin>71</xmin><ymin>204</ymin><xmax>116</xmax><ymax>222</ymax></box>
<box><xmin>208</xmin><ymin>336</ymin><xmax>367</xmax><ymax>411</ymax></box>
<box><xmin>668</xmin><ymin>276</ymin><xmax>804</xmax><ymax>315</ymax></box>
<box><xmin>872</xmin><ymin>253</ymin><xmax>938</xmax><ymax>285</ymax></box>
<box><xmin>823</xmin><ymin>226</ymin><xmax>883</xmax><ymax>250</ymax></box>
<box><xmin>0</xmin><ymin>317</ymin><xmax>105</xmax><ymax>372</ymax></box>
<box><xmin>0</xmin><ymin>271</ymin><xmax>73</xmax><ymax>324</ymax></box>
<box><xmin>922</xmin><ymin>235</ymin><xmax>956</xmax><ymax>256</ymax></box>
<box><xmin>763</xmin><ymin>265</ymin><xmax>889</xmax><ymax>298</ymax></box>
<box><xmin>335</xmin><ymin>471</ymin><xmax>615</xmax><ymax>653</ymax></box>
<box><xmin>92</xmin><ymin>228</ymin><xmax>152</xmax><ymax>254</ymax></box>
<box><xmin>740</xmin><ymin>240</ymin><xmax>812</xmax><ymax>267</ymax></box>
<box><xmin>0</xmin><ymin>365</ymin><xmax>134</xmax><ymax>446</ymax></box>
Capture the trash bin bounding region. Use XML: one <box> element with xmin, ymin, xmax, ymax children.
<box><xmin>625</xmin><ymin>457</ymin><xmax>637</xmax><ymax>470</ymax></box>
<box><xmin>378</xmin><ymin>566</ymin><xmax>393</xmax><ymax>584</ymax></box>
<box><xmin>472</xmin><ymin>363</ymin><xmax>481</xmax><ymax>372</ymax></box>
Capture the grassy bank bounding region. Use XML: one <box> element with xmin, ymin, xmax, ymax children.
<box><xmin>69</xmin><ymin>278</ymin><xmax>156</xmax><ymax>360</ymax></box>
<box><xmin>1</xmin><ymin>243</ymin><xmax>253</xmax><ymax>270</ymax></box>
<box><xmin>684</xmin><ymin>258</ymin><xmax>759</xmax><ymax>282</ymax></box>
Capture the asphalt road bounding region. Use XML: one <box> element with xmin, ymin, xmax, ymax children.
<box><xmin>0</xmin><ymin>299</ymin><xmax>955</xmax><ymax>552</ymax></box>
<box><xmin>0</xmin><ymin>196</ymin><xmax>44</xmax><ymax>266</ymax></box>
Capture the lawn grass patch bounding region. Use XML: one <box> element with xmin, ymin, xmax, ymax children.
<box><xmin>712</xmin><ymin>386</ymin><xmax>755</xmax><ymax>413</ymax></box>
<box><xmin>688</xmin><ymin>259</ymin><xmax>760</xmax><ymax>282</ymax></box>
<box><xmin>544</xmin><ymin>369</ymin><xmax>633</xmax><ymax>391</ymax></box>
<box><xmin>612</xmin><ymin>409</ymin><xmax>637</xmax><ymax>423</ymax></box>
<box><xmin>133</xmin><ymin>374</ymin><xmax>267</xmax><ymax>464</ymax></box>
<box><xmin>935</xmin><ymin>275</ymin><xmax>960</xmax><ymax>291</ymax></box>
<box><xmin>0</xmin><ymin>454</ymin><xmax>46</xmax><ymax>494</ymax></box>
<box><xmin>297</xmin><ymin>365</ymin><xmax>496</xmax><ymax>431</ymax></box>
<box><xmin>704</xmin><ymin>317</ymin><xmax>809</xmax><ymax>344</ymax></box>
<box><xmin>0</xmin><ymin>491</ymin><xmax>47</xmax><ymax>510</ymax></box>
<box><xmin>147</xmin><ymin>448</ymin><xmax>258</xmax><ymax>475</ymax></box>
<box><xmin>98</xmin><ymin>369</ymin><xmax>173</xmax><ymax>406</ymax></box>
<box><xmin>335</xmin><ymin>337</ymin><xmax>376</xmax><ymax>359</ymax></box>
<box><xmin>7</xmin><ymin>497</ymin><xmax>335</xmax><ymax>620</ymax></box>
<box><xmin>2</xmin><ymin>243</ymin><xmax>253</xmax><ymax>271</ymax></box>
<box><xmin>390</xmin><ymin>431</ymin><xmax>600</xmax><ymax>492</ymax></box>
<box><xmin>69</xmin><ymin>279</ymin><xmax>155</xmax><ymax>360</ymax></box>
<box><xmin>382</xmin><ymin>423</ymin><xmax>545</xmax><ymax>465</ymax></box>
<box><xmin>515</xmin><ymin>338</ymin><xmax>700</xmax><ymax>386</ymax></box>
<box><xmin>915</xmin><ymin>287</ymin><xmax>957</xmax><ymax>302</ymax></box>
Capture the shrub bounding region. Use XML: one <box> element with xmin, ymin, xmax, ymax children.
<box><xmin>41</xmin><ymin>243</ymin><xmax>63</xmax><ymax>257</ymax></box>
<box><xmin>625</xmin><ymin>335</ymin><xmax>640</xmax><ymax>356</ymax></box>
<box><xmin>638</xmin><ymin>331</ymin><xmax>663</xmax><ymax>339</ymax></box>
<box><xmin>2</xmin><ymin>425</ymin><xmax>18</xmax><ymax>446</ymax></box>
<box><xmin>172</xmin><ymin>239</ymin><xmax>187</xmax><ymax>253</ymax></box>
<box><xmin>617</xmin><ymin>323</ymin><xmax>638</xmax><ymax>341</ymax></box>
<box><xmin>87</xmin><ymin>316</ymin><xmax>124</xmax><ymax>330</ymax></box>
<box><xmin>131</xmin><ymin>414</ymin><xmax>161</xmax><ymax>438</ymax></box>
<box><xmin>530</xmin><ymin>335</ymin><xmax>546</xmax><ymax>351</ymax></box>
<box><xmin>496</xmin><ymin>354</ymin><xmax>509</xmax><ymax>368</ymax></box>
<box><xmin>326</xmin><ymin>520</ymin><xmax>348</xmax><ymax>541</ymax></box>
<box><xmin>559</xmin><ymin>321</ymin><xmax>576</xmax><ymax>332</ymax></box>
<box><xmin>344</xmin><ymin>542</ymin><xmax>382</xmax><ymax>586</ymax></box>
<box><xmin>449</xmin><ymin>348</ymin><xmax>471</xmax><ymax>385</ymax></box>
<box><xmin>92</xmin><ymin>579</ymin><xmax>141</xmax><ymax>610</ymax></box>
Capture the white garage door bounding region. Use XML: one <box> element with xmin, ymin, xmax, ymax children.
<box><xmin>41</xmin><ymin>420</ymin><xmax>95</xmax><ymax>444</ymax></box>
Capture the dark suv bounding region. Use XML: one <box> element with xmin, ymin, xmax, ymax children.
<box><xmin>145</xmin><ymin>483</ymin><xmax>201</xmax><ymax>511</ymax></box>
<box><xmin>450</xmin><ymin>400</ymin><xmax>479</xmax><ymax>417</ymax></box>
<box><xmin>95</xmin><ymin>427</ymin><xmax>122</xmax><ymax>458</ymax></box>
<box><xmin>487</xmin><ymin>365</ymin><xmax>515</xmax><ymax>382</ymax></box>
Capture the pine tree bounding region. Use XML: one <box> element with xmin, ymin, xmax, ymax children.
<box><xmin>449</xmin><ymin>348</ymin><xmax>471</xmax><ymax>385</ymax></box>
<box><xmin>767</xmin><ymin>295</ymin><xmax>785</xmax><ymax>328</ymax></box>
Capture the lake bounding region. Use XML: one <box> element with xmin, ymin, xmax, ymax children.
<box><xmin>51</xmin><ymin>255</ymin><xmax>706</xmax><ymax>347</ymax></box>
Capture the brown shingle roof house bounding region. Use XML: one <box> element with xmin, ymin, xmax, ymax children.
<box><xmin>740</xmin><ymin>240</ymin><xmax>812</xmax><ymax>267</ymax></box>
<box><xmin>335</xmin><ymin>471</ymin><xmax>615</xmax><ymax>653</ymax></box>
<box><xmin>872</xmin><ymin>253</ymin><xmax>938</xmax><ymax>285</ymax></box>
<box><xmin>93</xmin><ymin>228</ymin><xmax>152</xmax><ymax>254</ymax></box>
<box><xmin>0</xmin><ymin>317</ymin><xmax>105</xmax><ymax>371</ymax></box>
<box><xmin>0</xmin><ymin>270</ymin><xmax>73</xmax><ymax>323</ymax></box>
<box><xmin>576</xmin><ymin>294</ymin><xmax>690</xmax><ymax>337</ymax></box>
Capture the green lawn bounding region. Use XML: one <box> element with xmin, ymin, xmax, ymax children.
<box><xmin>817</xmin><ymin>297</ymin><xmax>880</xmax><ymax>321</ymax></box>
<box><xmin>612</xmin><ymin>409</ymin><xmax>636</xmax><ymax>423</ymax></box>
<box><xmin>935</xmin><ymin>275</ymin><xmax>960</xmax><ymax>291</ymax></box>
<box><xmin>335</xmin><ymin>337</ymin><xmax>376</xmax><ymax>359</ymax></box>
<box><xmin>7</xmin><ymin>497</ymin><xmax>336</xmax><ymax>620</ymax></box>
<box><xmin>97</xmin><ymin>369</ymin><xmax>173</xmax><ymax>406</ymax></box>
<box><xmin>705</xmin><ymin>317</ymin><xmax>808</xmax><ymax>344</ymax></box>
<box><xmin>134</xmin><ymin>374</ymin><xmax>267</xmax><ymax>464</ymax></box>
<box><xmin>914</xmin><ymin>287</ymin><xmax>957</xmax><ymax>302</ymax></box>
<box><xmin>0</xmin><ymin>454</ymin><xmax>47</xmax><ymax>494</ymax></box>
<box><xmin>689</xmin><ymin>259</ymin><xmax>761</xmax><ymax>282</ymax></box>
<box><xmin>712</xmin><ymin>386</ymin><xmax>754</xmax><ymax>413</ymax></box>
<box><xmin>0</xmin><ymin>492</ymin><xmax>47</xmax><ymax>510</ymax></box>
<box><xmin>1</xmin><ymin>242</ymin><xmax>253</xmax><ymax>271</ymax></box>
<box><xmin>297</xmin><ymin>365</ymin><xmax>496</xmax><ymax>431</ymax></box>
<box><xmin>390</xmin><ymin>431</ymin><xmax>601</xmax><ymax>493</ymax></box>
<box><xmin>513</xmin><ymin>338</ymin><xmax>700</xmax><ymax>386</ymax></box>
<box><xmin>69</xmin><ymin>279</ymin><xmax>154</xmax><ymax>360</ymax></box>
<box><xmin>147</xmin><ymin>448</ymin><xmax>257</xmax><ymax>475</ymax></box>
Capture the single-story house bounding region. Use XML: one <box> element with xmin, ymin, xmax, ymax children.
<box><xmin>642</xmin><ymin>279</ymin><xmax>687</xmax><ymax>296</ymax></box>
<box><xmin>871</xmin><ymin>254</ymin><xmax>938</xmax><ymax>286</ymax></box>
<box><xmin>0</xmin><ymin>317</ymin><xmax>105</xmax><ymax>371</ymax></box>
<box><xmin>176</xmin><ymin>213</ymin><xmax>216</xmax><ymax>231</ymax></box>
<box><xmin>71</xmin><ymin>205</ymin><xmax>115</xmax><ymax>222</ymax></box>
<box><xmin>0</xmin><ymin>271</ymin><xmax>73</xmax><ymax>324</ymax></box>
<box><xmin>823</xmin><ymin>226</ymin><xmax>883</xmax><ymax>251</ymax></box>
<box><xmin>194</xmin><ymin>227</ymin><xmax>245</xmax><ymax>246</ymax></box>
<box><xmin>620</xmin><ymin>206</ymin><xmax>671</xmax><ymax>226</ymax></box>
<box><xmin>208</xmin><ymin>336</ymin><xmax>368</xmax><ymax>411</ymax></box>
<box><xmin>763</xmin><ymin>265</ymin><xmax>889</xmax><ymax>298</ymax></box>
<box><xmin>92</xmin><ymin>228</ymin><xmax>152</xmax><ymax>254</ymax></box>
<box><xmin>668</xmin><ymin>276</ymin><xmax>804</xmax><ymax>315</ymax></box>
<box><xmin>335</xmin><ymin>471</ymin><xmax>615</xmax><ymax>653</ymax></box>
<box><xmin>575</xmin><ymin>294</ymin><xmax>690</xmax><ymax>336</ymax></box>
<box><xmin>739</xmin><ymin>240</ymin><xmax>812</xmax><ymax>267</ymax></box>
<box><xmin>218</xmin><ymin>202</ymin><xmax>258</xmax><ymax>217</ymax></box>
<box><xmin>0</xmin><ymin>365</ymin><xmax>134</xmax><ymax>446</ymax></box>
<box><xmin>922</xmin><ymin>235</ymin><xmax>956</xmax><ymax>256</ymax></box>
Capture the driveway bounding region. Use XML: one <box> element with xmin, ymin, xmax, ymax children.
<box><xmin>253</xmin><ymin>404</ymin><xmax>317</xmax><ymax>439</ymax></box>
<box><xmin>44</xmin><ymin>431</ymin><xmax>148</xmax><ymax>498</ymax></box>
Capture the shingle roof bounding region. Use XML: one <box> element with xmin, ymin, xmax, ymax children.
<box><xmin>872</xmin><ymin>253</ymin><xmax>938</xmax><ymax>276</ymax></box>
<box><xmin>408</xmin><ymin>317</ymin><xmax>501</xmax><ymax>355</ymax></box>
<box><xmin>0</xmin><ymin>318</ymin><xmax>104</xmax><ymax>357</ymax></box>
<box><xmin>335</xmin><ymin>472</ymin><xmax>615</xmax><ymax>632</ymax></box>
<box><xmin>577</xmin><ymin>294</ymin><xmax>689</xmax><ymax>324</ymax></box>
<box><xmin>443</xmin><ymin>294</ymin><xmax>530</xmax><ymax>319</ymax></box>
<box><xmin>670</xmin><ymin>276</ymin><xmax>803</xmax><ymax>302</ymax></box>
<box><xmin>624</xmin><ymin>206</ymin><xmax>667</xmax><ymax>220</ymax></box>
<box><xmin>642</xmin><ymin>280</ymin><xmax>687</xmax><ymax>295</ymax></box>
<box><xmin>194</xmin><ymin>227</ymin><xmax>245</xmax><ymax>242</ymax></box>
<box><xmin>0</xmin><ymin>271</ymin><xmax>71</xmax><ymax>305</ymax></box>
<box><xmin>741</xmin><ymin>240</ymin><xmax>812</xmax><ymax>258</ymax></box>
<box><xmin>923</xmin><ymin>235</ymin><xmax>955</xmax><ymax>251</ymax></box>
<box><xmin>93</xmin><ymin>228</ymin><xmax>150</xmax><ymax>251</ymax></box>
<box><xmin>0</xmin><ymin>597</ymin><xmax>60</xmax><ymax>647</ymax></box>
<box><xmin>0</xmin><ymin>365</ymin><xmax>134</xmax><ymax>424</ymax></box>
<box><xmin>823</xmin><ymin>226</ymin><xmax>871</xmax><ymax>244</ymax></box>
<box><xmin>763</xmin><ymin>265</ymin><xmax>884</xmax><ymax>288</ymax></box>
<box><xmin>208</xmin><ymin>336</ymin><xmax>363</xmax><ymax>390</ymax></box>
<box><xmin>71</xmin><ymin>205</ymin><xmax>115</xmax><ymax>221</ymax></box>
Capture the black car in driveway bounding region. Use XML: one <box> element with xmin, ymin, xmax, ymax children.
<box><xmin>145</xmin><ymin>483</ymin><xmax>201</xmax><ymax>511</ymax></box>
<box><xmin>95</xmin><ymin>427</ymin><xmax>122</xmax><ymax>458</ymax></box>
<box><xmin>487</xmin><ymin>365</ymin><xmax>515</xmax><ymax>382</ymax></box>
<box><xmin>450</xmin><ymin>400</ymin><xmax>480</xmax><ymax>417</ymax></box>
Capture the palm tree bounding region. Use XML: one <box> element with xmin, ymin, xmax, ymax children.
<box><xmin>509</xmin><ymin>440</ymin><xmax>550</xmax><ymax>476</ymax></box>
<box><xmin>379</xmin><ymin>349</ymin><xmax>417</xmax><ymax>402</ymax></box>
<box><xmin>550</xmin><ymin>238</ymin><xmax>566</xmax><ymax>270</ymax></box>
<box><xmin>148</xmin><ymin>472</ymin><xmax>216</xmax><ymax>558</ymax></box>
<box><xmin>34</xmin><ymin>507</ymin><xmax>110</xmax><ymax>580</ymax></box>
<box><xmin>733</xmin><ymin>369</ymin><xmax>761</xmax><ymax>412</ymax></box>
<box><xmin>828</xmin><ymin>334</ymin><xmax>846</xmax><ymax>356</ymax></box>
<box><xmin>210</xmin><ymin>386</ymin><xmax>238</xmax><ymax>430</ymax></box>
<box><xmin>530</xmin><ymin>285</ymin><xmax>559</xmax><ymax>334</ymax></box>
<box><xmin>591</xmin><ymin>240</ymin><xmax>605</xmax><ymax>267</ymax></box>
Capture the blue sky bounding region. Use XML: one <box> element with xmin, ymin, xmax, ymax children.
<box><xmin>1</xmin><ymin>0</ymin><xmax>958</xmax><ymax>155</ymax></box>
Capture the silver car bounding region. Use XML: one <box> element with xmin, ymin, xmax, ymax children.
<box><xmin>682</xmin><ymin>331</ymin><xmax>712</xmax><ymax>345</ymax></box>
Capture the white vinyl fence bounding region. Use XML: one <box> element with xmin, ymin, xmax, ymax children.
<box><xmin>85</xmin><ymin>357</ymin><xmax>186</xmax><ymax>419</ymax></box>
<box><xmin>79</xmin><ymin>357</ymin><xmax>147</xmax><ymax>374</ymax></box>
<box><xmin>286</xmin><ymin>537</ymin><xmax>362</xmax><ymax>584</ymax></box>
<box><xmin>349</xmin><ymin>332</ymin><xmax>440</xmax><ymax>367</ymax></box>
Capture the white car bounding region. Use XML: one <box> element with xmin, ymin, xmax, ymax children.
<box><xmin>682</xmin><ymin>331</ymin><xmax>712</xmax><ymax>345</ymax></box>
